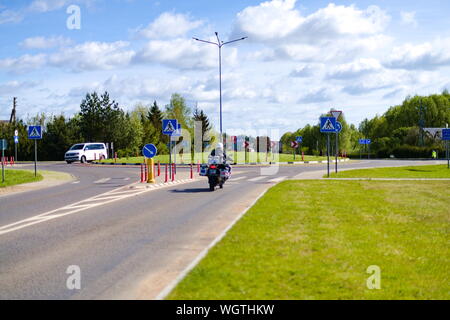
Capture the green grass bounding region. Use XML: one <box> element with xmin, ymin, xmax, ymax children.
<box><xmin>329</xmin><ymin>165</ymin><xmax>450</xmax><ymax>179</ymax></box>
<box><xmin>100</xmin><ymin>152</ymin><xmax>328</xmax><ymax>164</ymax></box>
<box><xmin>0</xmin><ymin>169</ymin><xmax>43</xmax><ymax>188</ymax></box>
<box><xmin>168</xmin><ymin>180</ymin><xmax>450</xmax><ymax>300</ymax></box>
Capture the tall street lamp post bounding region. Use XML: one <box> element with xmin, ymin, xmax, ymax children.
<box><xmin>193</xmin><ymin>32</ymin><xmax>247</xmax><ymax>135</ymax></box>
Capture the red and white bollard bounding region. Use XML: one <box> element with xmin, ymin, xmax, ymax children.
<box><xmin>172</xmin><ymin>163</ymin><xmax>175</xmax><ymax>182</ymax></box>
<box><xmin>190</xmin><ymin>163</ymin><xmax>193</xmax><ymax>179</ymax></box>
<box><xmin>302</xmin><ymin>151</ymin><xmax>304</xmax><ymax>161</ymax></box>
<box><xmin>197</xmin><ymin>161</ymin><xmax>200</xmax><ymax>173</ymax></box>
<box><xmin>140</xmin><ymin>164</ymin><xmax>144</xmax><ymax>183</ymax></box>
<box><xmin>157</xmin><ymin>161</ymin><xmax>161</xmax><ymax>177</ymax></box>
<box><xmin>165</xmin><ymin>164</ymin><xmax>168</xmax><ymax>183</ymax></box>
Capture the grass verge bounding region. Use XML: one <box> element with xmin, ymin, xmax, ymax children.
<box><xmin>0</xmin><ymin>169</ymin><xmax>43</xmax><ymax>188</ymax></box>
<box><xmin>329</xmin><ymin>165</ymin><xmax>450</xmax><ymax>179</ymax></box>
<box><xmin>168</xmin><ymin>180</ymin><xmax>450</xmax><ymax>300</ymax></box>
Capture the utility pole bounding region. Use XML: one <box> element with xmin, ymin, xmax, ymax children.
<box><xmin>10</xmin><ymin>97</ymin><xmax>17</xmax><ymax>124</ymax></box>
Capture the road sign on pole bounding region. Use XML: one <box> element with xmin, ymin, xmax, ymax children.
<box><xmin>335</xmin><ymin>122</ymin><xmax>342</xmax><ymax>133</ymax></box>
<box><xmin>320</xmin><ymin>117</ymin><xmax>337</xmax><ymax>133</ymax></box>
<box><xmin>330</xmin><ymin>110</ymin><xmax>342</xmax><ymax>120</ymax></box>
<box><xmin>28</xmin><ymin>125</ymin><xmax>42</xmax><ymax>177</ymax></box>
<box><xmin>162</xmin><ymin>119</ymin><xmax>178</xmax><ymax>135</ymax></box>
<box><xmin>1</xmin><ymin>139</ymin><xmax>5</xmax><ymax>183</ymax></box>
<box><xmin>142</xmin><ymin>144</ymin><xmax>157</xmax><ymax>159</ymax></box>
<box><xmin>296</xmin><ymin>136</ymin><xmax>303</xmax><ymax>143</ymax></box>
<box><xmin>291</xmin><ymin>141</ymin><xmax>299</xmax><ymax>148</ymax></box>
<box><xmin>443</xmin><ymin>129</ymin><xmax>450</xmax><ymax>169</ymax></box>
<box><xmin>28</xmin><ymin>126</ymin><xmax>42</xmax><ymax>140</ymax></box>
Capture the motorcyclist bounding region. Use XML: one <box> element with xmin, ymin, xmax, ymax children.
<box><xmin>210</xmin><ymin>143</ymin><xmax>232</xmax><ymax>173</ymax></box>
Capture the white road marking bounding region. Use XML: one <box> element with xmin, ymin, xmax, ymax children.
<box><xmin>0</xmin><ymin>179</ymin><xmax>198</xmax><ymax>236</ymax></box>
<box><xmin>123</xmin><ymin>178</ymin><xmax>130</xmax><ymax>181</ymax></box>
<box><xmin>267</xmin><ymin>176</ymin><xmax>287</xmax><ymax>183</ymax></box>
<box><xmin>247</xmin><ymin>176</ymin><xmax>266</xmax><ymax>182</ymax></box>
<box><xmin>94</xmin><ymin>178</ymin><xmax>111</xmax><ymax>184</ymax></box>
<box><xmin>72</xmin><ymin>181</ymin><xmax>80</xmax><ymax>184</ymax></box>
<box><xmin>230</xmin><ymin>176</ymin><xmax>246</xmax><ymax>181</ymax></box>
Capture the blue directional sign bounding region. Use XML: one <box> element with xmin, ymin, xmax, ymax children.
<box><xmin>28</xmin><ymin>126</ymin><xmax>42</xmax><ymax>140</ymax></box>
<box><xmin>14</xmin><ymin>136</ymin><xmax>19</xmax><ymax>144</ymax></box>
<box><xmin>142</xmin><ymin>144</ymin><xmax>157</xmax><ymax>158</ymax></box>
<box><xmin>320</xmin><ymin>117</ymin><xmax>337</xmax><ymax>133</ymax></box>
<box><xmin>442</xmin><ymin>129</ymin><xmax>450</xmax><ymax>141</ymax></box>
<box><xmin>335</xmin><ymin>121</ymin><xmax>342</xmax><ymax>133</ymax></box>
<box><xmin>296</xmin><ymin>136</ymin><xmax>303</xmax><ymax>143</ymax></box>
<box><xmin>359</xmin><ymin>139</ymin><xmax>371</xmax><ymax>145</ymax></box>
<box><xmin>162</xmin><ymin>119</ymin><xmax>178</xmax><ymax>135</ymax></box>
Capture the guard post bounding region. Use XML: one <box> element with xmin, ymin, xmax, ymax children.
<box><xmin>142</xmin><ymin>143</ymin><xmax>158</xmax><ymax>184</ymax></box>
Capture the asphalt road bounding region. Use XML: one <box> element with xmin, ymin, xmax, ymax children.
<box><xmin>0</xmin><ymin>159</ymin><xmax>444</xmax><ymax>299</ymax></box>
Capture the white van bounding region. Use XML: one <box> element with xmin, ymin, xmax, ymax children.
<box><xmin>65</xmin><ymin>143</ymin><xmax>108</xmax><ymax>164</ymax></box>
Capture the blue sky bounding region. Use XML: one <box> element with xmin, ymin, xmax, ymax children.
<box><xmin>1</xmin><ymin>0</ymin><xmax>450</xmax><ymax>137</ymax></box>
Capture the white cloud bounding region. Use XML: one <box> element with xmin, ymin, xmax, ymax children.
<box><xmin>0</xmin><ymin>54</ymin><xmax>47</xmax><ymax>73</ymax></box>
<box><xmin>233</xmin><ymin>1</ymin><xmax>390</xmax><ymax>43</ymax></box>
<box><xmin>48</xmin><ymin>41</ymin><xmax>135</xmax><ymax>71</ymax></box>
<box><xmin>0</xmin><ymin>80</ymin><xmax>37</xmax><ymax>94</ymax></box>
<box><xmin>298</xmin><ymin>87</ymin><xmax>333</xmax><ymax>103</ymax></box>
<box><xmin>137</xmin><ymin>12</ymin><xmax>203</xmax><ymax>39</ymax></box>
<box><xmin>233</xmin><ymin>0</ymin><xmax>303</xmax><ymax>41</ymax></box>
<box><xmin>327</xmin><ymin>58</ymin><xmax>382</xmax><ymax>79</ymax></box>
<box><xmin>0</xmin><ymin>9</ymin><xmax>23</xmax><ymax>24</ymax></box>
<box><xmin>28</xmin><ymin>0</ymin><xmax>71</xmax><ymax>13</ymax></box>
<box><xmin>20</xmin><ymin>36</ymin><xmax>72</xmax><ymax>49</ymax></box>
<box><xmin>400</xmin><ymin>11</ymin><xmax>417</xmax><ymax>27</ymax></box>
<box><xmin>289</xmin><ymin>64</ymin><xmax>319</xmax><ymax>77</ymax></box>
<box><xmin>385</xmin><ymin>38</ymin><xmax>450</xmax><ymax>70</ymax></box>
<box><xmin>134</xmin><ymin>38</ymin><xmax>237</xmax><ymax>70</ymax></box>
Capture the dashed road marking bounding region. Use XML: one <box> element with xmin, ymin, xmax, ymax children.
<box><xmin>94</xmin><ymin>178</ymin><xmax>111</xmax><ymax>184</ymax></box>
<box><xmin>0</xmin><ymin>178</ymin><xmax>198</xmax><ymax>236</ymax></box>
<box><xmin>247</xmin><ymin>176</ymin><xmax>266</xmax><ymax>182</ymax></box>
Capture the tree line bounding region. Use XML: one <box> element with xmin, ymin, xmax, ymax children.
<box><xmin>280</xmin><ymin>91</ymin><xmax>450</xmax><ymax>158</ymax></box>
<box><xmin>0</xmin><ymin>92</ymin><xmax>214</xmax><ymax>161</ymax></box>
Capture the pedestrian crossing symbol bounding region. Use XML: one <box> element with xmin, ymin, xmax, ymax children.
<box><xmin>162</xmin><ymin>119</ymin><xmax>178</xmax><ymax>135</ymax></box>
<box><xmin>320</xmin><ymin>117</ymin><xmax>337</xmax><ymax>133</ymax></box>
<box><xmin>28</xmin><ymin>126</ymin><xmax>42</xmax><ymax>140</ymax></box>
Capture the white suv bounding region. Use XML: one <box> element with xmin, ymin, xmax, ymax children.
<box><xmin>65</xmin><ymin>143</ymin><xmax>108</xmax><ymax>164</ymax></box>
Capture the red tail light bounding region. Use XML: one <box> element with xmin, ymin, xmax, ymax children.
<box><xmin>210</xmin><ymin>165</ymin><xmax>217</xmax><ymax>169</ymax></box>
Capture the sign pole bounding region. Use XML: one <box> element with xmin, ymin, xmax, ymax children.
<box><xmin>446</xmin><ymin>140</ymin><xmax>450</xmax><ymax>169</ymax></box>
<box><xmin>1</xmin><ymin>146</ymin><xmax>4</xmax><ymax>183</ymax></box>
<box><xmin>335</xmin><ymin>131</ymin><xmax>338</xmax><ymax>173</ymax></box>
<box><xmin>327</xmin><ymin>133</ymin><xmax>330</xmax><ymax>178</ymax></box>
<box><xmin>15</xmin><ymin>142</ymin><xmax>17</xmax><ymax>163</ymax></box>
<box><xmin>368</xmin><ymin>143</ymin><xmax>370</xmax><ymax>160</ymax></box>
<box><xmin>34</xmin><ymin>140</ymin><xmax>37</xmax><ymax>177</ymax></box>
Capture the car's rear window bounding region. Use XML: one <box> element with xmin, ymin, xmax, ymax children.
<box><xmin>70</xmin><ymin>144</ymin><xmax>85</xmax><ymax>150</ymax></box>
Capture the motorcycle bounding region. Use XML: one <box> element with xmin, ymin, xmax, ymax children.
<box><xmin>200</xmin><ymin>155</ymin><xmax>231</xmax><ymax>191</ymax></box>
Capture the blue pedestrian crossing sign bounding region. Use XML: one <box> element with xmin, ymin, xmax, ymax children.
<box><xmin>335</xmin><ymin>121</ymin><xmax>343</xmax><ymax>133</ymax></box>
<box><xmin>28</xmin><ymin>126</ymin><xmax>42</xmax><ymax>140</ymax></box>
<box><xmin>142</xmin><ymin>144</ymin><xmax>157</xmax><ymax>158</ymax></box>
<box><xmin>320</xmin><ymin>117</ymin><xmax>336</xmax><ymax>133</ymax></box>
<box><xmin>442</xmin><ymin>129</ymin><xmax>450</xmax><ymax>141</ymax></box>
<box><xmin>14</xmin><ymin>136</ymin><xmax>19</xmax><ymax>144</ymax></box>
<box><xmin>296</xmin><ymin>136</ymin><xmax>303</xmax><ymax>143</ymax></box>
<box><xmin>162</xmin><ymin>119</ymin><xmax>178</xmax><ymax>135</ymax></box>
